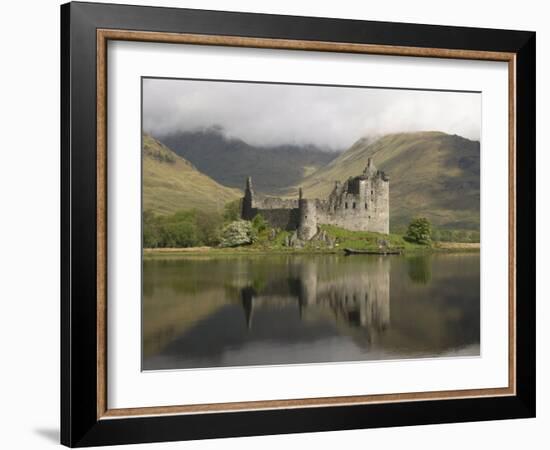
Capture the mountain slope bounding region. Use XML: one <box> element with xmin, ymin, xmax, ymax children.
<box><xmin>143</xmin><ymin>134</ymin><xmax>240</xmax><ymax>215</ymax></box>
<box><xmin>157</xmin><ymin>129</ymin><xmax>339</xmax><ymax>194</ymax></box>
<box><xmin>290</xmin><ymin>132</ymin><xmax>480</xmax><ymax>229</ymax></box>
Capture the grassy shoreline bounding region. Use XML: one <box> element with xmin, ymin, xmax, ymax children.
<box><xmin>142</xmin><ymin>223</ymin><xmax>479</xmax><ymax>258</ymax></box>
<box><xmin>143</xmin><ymin>242</ymin><xmax>479</xmax><ymax>258</ymax></box>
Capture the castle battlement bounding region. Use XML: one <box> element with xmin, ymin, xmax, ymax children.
<box><xmin>242</xmin><ymin>158</ymin><xmax>389</xmax><ymax>238</ymax></box>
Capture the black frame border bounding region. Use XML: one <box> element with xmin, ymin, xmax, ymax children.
<box><xmin>61</xmin><ymin>2</ymin><xmax>536</xmax><ymax>447</ymax></box>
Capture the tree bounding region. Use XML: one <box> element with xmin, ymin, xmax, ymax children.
<box><xmin>161</xmin><ymin>220</ymin><xmax>200</xmax><ymax>247</ymax></box>
<box><xmin>405</xmin><ymin>217</ymin><xmax>432</xmax><ymax>245</ymax></box>
<box><xmin>195</xmin><ymin>210</ymin><xmax>223</xmax><ymax>246</ymax></box>
<box><xmin>223</xmin><ymin>199</ymin><xmax>242</xmax><ymax>223</ymax></box>
<box><xmin>143</xmin><ymin>211</ymin><xmax>161</xmax><ymax>248</ymax></box>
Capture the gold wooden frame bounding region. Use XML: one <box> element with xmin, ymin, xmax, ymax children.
<box><xmin>96</xmin><ymin>29</ymin><xmax>516</xmax><ymax>420</ymax></box>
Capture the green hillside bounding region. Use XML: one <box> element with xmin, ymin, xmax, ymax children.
<box><xmin>289</xmin><ymin>132</ymin><xmax>480</xmax><ymax>230</ymax></box>
<box><xmin>143</xmin><ymin>134</ymin><xmax>240</xmax><ymax>215</ymax></box>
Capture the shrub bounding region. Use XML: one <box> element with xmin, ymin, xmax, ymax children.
<box><xmin>251</xmin><ymin>214</ymin><xmax>268</xmax><ymax>233</ymax></box>
<box><xmin>405</xmin><ymin>217</ymin><xmax>432</xmax><ymax>245</ymax></box>
<box><xmin>219</xmin><ymin>220</ymin><xmax>256</xmax><ymax>247</ymax></box>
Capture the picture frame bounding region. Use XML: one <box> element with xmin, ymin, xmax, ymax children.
<box><xmin>60</xmin><ymin>1</ymin><xmax>536</xmax><ymax>447</ymax></box>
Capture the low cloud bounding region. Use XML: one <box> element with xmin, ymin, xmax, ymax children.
<box><xmin>143</xmin><ymin>78</ymin><xmax>480</xmax><ymax>150</ymax></box>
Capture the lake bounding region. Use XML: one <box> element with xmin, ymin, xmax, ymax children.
<box><xmin>142</xmin><ymin>253</ymin><xmax>480</xmax><ymax>370</ymax></box>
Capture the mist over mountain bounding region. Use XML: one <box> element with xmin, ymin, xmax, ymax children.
<box><xmin>143</xmin><ymin>78</ymin><xmax>481</xmax><ymax>148</ymax></box>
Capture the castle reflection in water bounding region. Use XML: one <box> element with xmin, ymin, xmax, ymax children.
<box><xmin>241</xmin><ymin>257</ymin><xmax>390</xmax><ymax>345</ymax></box>
<box><xmin>142</xmin><ymin>253</ymin><xmax>479</xmax><ymax>370</ymax></box>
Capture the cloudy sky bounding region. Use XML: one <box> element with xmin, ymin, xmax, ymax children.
<box><xmin>143</xmin><ymin>78</ymin><xmax>480</xmax><ymax>151</ymax></box>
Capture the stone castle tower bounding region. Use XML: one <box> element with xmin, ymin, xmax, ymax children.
<box><xmin>242</xmin><ymin>158</ymin><xmax>389</xmax><ymax>239</ymax></box>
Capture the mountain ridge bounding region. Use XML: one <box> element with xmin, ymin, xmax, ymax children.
<box><xmin>144</xmin><ymin>130</ymin><xmax>480</xmax><ymax>231</ymax></box>
<box><xmin>289</xmin><ymin>131</ymin><xmax>480</xmax><ymax>229</ymax></box>
<box><xmin>155</xmin><ymin>128</ymin><xmax>340</xmax><ymax>194</ymax></box>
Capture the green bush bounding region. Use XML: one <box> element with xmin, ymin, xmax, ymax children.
<box><xmin>405</xmin><ymin>217</ymin><xmax>432</xmax><ymax>245</ymax></box>
<box><xmin>251</xmin><ymin>214</ymin><xmax>268</xmax><ymax>233</ymax></box>
<box><xmin>219</xmin><ymin>220</ymin><xmax>256</xmax><ymax>247</ymax></box>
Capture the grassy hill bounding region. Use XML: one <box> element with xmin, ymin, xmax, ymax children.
<box><xmin>157</xmin><ymin>128</ymin><xmax>339</xmax><ymax>194</ymax></box>
<box><xmin>143</xmin><ymin>134</ymin><xmax>240</xmax><ymax>215</ymax></box>
<box><xmin>288</xmin><ymin>132</ymin><xmax>480</xmax><ymax>230</ymax></box>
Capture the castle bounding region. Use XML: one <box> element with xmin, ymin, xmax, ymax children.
<box><xmin>241</xmin><ymin>158</ymin><xmax>389</xmax><ymax>239</ymax></box>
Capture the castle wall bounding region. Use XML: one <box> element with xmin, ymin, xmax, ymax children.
<box><xmin>253</xmin><ymin>198</ymin><xmax>298</xmax><ymax>210</ymax></box>
<box><xmin>243</xmin><ymin>192</ymin><xmax>300</xmax><ymax>230</ymax></box>
<box><xmin>256</xmin><ymin>207</ymin><xmax>300</xmax><ymax>231</ymax></box>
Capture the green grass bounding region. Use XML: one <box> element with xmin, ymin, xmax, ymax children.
<box><xmin>218</xmin><ymin>224</ymin><xmax>428</xmax><ymax>253</ymax></box>
<box><xmin>319</xmin><ymin>225</ymin><xmax>426</xmax><ymax>251</ymax></box>
<box><xmin>143</xmin><ymin>134</ymin><xmax>241</xmax><ymax>215</ymax></box>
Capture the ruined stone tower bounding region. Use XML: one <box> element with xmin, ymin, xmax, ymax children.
<box><xmin>241</xmin><ymin>159</ymin><xmax>389</xmax><ymax>237</ymax></box>
<box><xmin>298</xmin><ymin>187</ymin><xmax>317</xmax><ymax>240</ymax></box>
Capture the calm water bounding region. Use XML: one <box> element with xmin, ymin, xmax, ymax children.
<box><xmin>143</xmin><ymin>253</ymin><xmax>480</xmax><ymax>370</ymax></box>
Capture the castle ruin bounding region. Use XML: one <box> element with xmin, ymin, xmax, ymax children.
<box><xmin>241</xmin><ymin>158</ymin><xmax>389</xmax><ymax>238</ymax></box>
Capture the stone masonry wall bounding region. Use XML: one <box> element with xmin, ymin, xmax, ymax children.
<box><xmin>255</xmin><ymin>207</ymin><xmax>300</xmax><ymax>231</ymax></box>
<box><xmin>315</xmin><ymin>177</ymin><xmax>389</xmax><ymax>234</ymax></box>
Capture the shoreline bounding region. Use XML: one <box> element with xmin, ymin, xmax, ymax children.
<box><xmin>143</xmin><ymin>242</ymin><xmax>480</xmax><ymax>257</ymax></box>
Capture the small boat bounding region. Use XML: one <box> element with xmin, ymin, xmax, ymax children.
<box><xmin>344</xmin><ymin>248</ymin><xmax>402</xmax><ymax>255</ymax></box>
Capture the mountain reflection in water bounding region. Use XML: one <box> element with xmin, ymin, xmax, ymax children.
<box><xmin>142</xmin><ymin>253</ymin><xmax>479</xmax><ymax>370</ymax></box>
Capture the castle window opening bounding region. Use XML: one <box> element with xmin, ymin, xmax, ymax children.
<box><xmin>352</xmin><ymin>202</ymin><xmax>356</xmax><ymax>209</ymax></box>
<box><xmin>365</xmin><ymin>202</ymin><xmax>368</xmax><ymax>209</ymax></box>
<box><xmin>345</xmin><ymin>202</ymin><xmax>348</xmax><ymax>209</ymax></box>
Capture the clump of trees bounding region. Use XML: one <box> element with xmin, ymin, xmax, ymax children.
<box><xmin>405</xmin><ymin>217</ymin><xmax>432</xmax><ymax>245</ymax></box>
<box><xmin>143</xmin><ymin>199</ymin><xmax>272</xmax><ymax>249</ymax></box>
<box><xmin>431</xmin><ymin>228</ymin><xmax>480</xmax><ymax>243</ymax></box>
<box><xmin>143</xmin><ymin>210</ymin><xmax>222</xmax><ymax>248</ymax></box>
